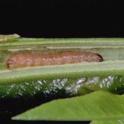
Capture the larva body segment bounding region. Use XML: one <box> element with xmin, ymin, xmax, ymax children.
<box><xmin>6</xmin><ymin>51</ymin><xmax>103</xmax><ymax>69</ymax></box>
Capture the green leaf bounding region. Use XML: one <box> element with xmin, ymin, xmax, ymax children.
<box><xmin>0</xmin><ymin>34</ymin><xmax>20</xmax><ymax>42</ymax></box>
<box><xmin>1</xmin><ymin>60</ymin><xmax>124</xmax><ymax>84</ymax></box>
<box><xmin>91</xmin><ymin>119</ymin><xmax>124</xmax><ymax>124</ymax></box>
<box><xmin>13</xmin><ymin>91</ymin><xmax>124</xmax><ymax>121</ymax></box>
<box><xmin>1</xmin><ymin>37</ymin><xmax>124</xmax><ymax>50</ymax></box>
<box><xmin>0</xmin><ymin>37</ymin><xmax>124</xmax><ymax>70</ymax></box>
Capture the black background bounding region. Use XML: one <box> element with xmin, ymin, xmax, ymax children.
<box><xmin>0</xmin><ymin>0</ymin><xmax>124</xmax><ymax>37</ymax></box>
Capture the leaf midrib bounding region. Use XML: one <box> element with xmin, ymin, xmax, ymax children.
<box><xmin>0</xmin><ymin>60</ymin><xmax>124</xmax><ymax>84</ymax></box>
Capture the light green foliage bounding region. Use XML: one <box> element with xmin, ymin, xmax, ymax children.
<box><xmin>13</xmin><ymin>91</ymin><xmax>124</xmax><ymax>121</ymax></box>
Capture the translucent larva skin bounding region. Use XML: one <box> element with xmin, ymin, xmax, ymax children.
<box><xmin>6</xmin><ymin>51</ymin><xmax>103</xmax><ymax>69</ymax></box>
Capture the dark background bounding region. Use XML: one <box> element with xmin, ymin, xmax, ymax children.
<box><xmin>0</xmin><ymin>0</ymin><xmax>124</xmax><ymax>37</ymax></box>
